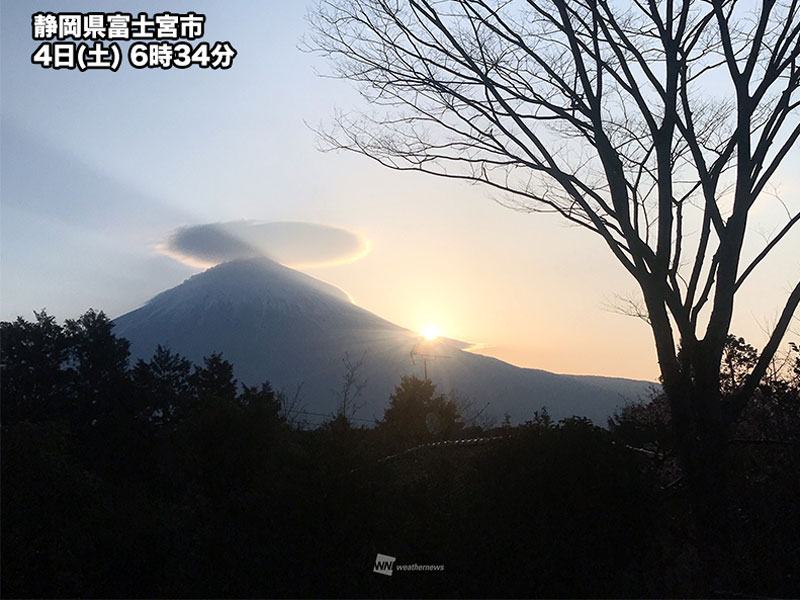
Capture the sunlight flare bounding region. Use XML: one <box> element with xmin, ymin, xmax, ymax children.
<box><xmin>421</xmin><ymin>324</ymin><xmax>441</xmax><ymax>341</ymax></box>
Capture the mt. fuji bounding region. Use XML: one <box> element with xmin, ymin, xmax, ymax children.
<box><xmin>114</xmin><ymin>257</ymin><xmax>655</xmax><ymax>425</ymax></box>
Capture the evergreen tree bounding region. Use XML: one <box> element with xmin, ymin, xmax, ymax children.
<box><xmin>191</xmin><ymin>352</ymin><xmax>237</xmax><ymax>402</ymax></box>
<box><xmin>377</xmin><ymin>376</ymin><xmax>462</xmax><ymax>449</ymax></box>
<box><xmin>0</xmin><ymin>311</ymin><xmax>69</xmax><ymax>425</ymax></box>
<box><xmin>62</xmin><ymin>309</ymin><xmax>130</xmax><ymax>427</ymax></box>
<box><xmin>131</xmin><ymin>345</ymin><xmax>193</xmax><ymax>426</ymax></box>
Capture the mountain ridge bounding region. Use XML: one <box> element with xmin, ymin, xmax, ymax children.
<box><xmin>114</xmin><ymin>257</ymin><xmax>656</xmax><ymax>425</ymax></box>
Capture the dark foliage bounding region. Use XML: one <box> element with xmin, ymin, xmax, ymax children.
<box><xmin>376</xmin><ymin>375</ymin><xmax>463</xmax><ymax>451</ymax></box>
<box><xmin>2</xmin><ymin>312</ymin><xmax>799</xmax><ymax>597</ymax></box>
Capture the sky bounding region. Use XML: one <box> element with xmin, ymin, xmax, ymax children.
<box><xmin>2</xmin><ymin>1</ymin><xmax>798</xmax><ymax>381</ymax></box>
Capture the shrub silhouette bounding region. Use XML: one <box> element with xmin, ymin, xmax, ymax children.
<box><xmin>2</xmin><ymin>311</ymin><xmax>799</xmax><ymax>597</ymax></box>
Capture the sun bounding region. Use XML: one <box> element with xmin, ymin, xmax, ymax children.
<box><xmin>421</xmin><ymin>324</ymin><xmax>441</xmax><ymax>341</ymax></box>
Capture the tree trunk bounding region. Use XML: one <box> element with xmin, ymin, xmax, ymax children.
<box><xmin>668</xmin><ymin>372</ymin><xmax>732</xmax><ymax>593</ymax></box>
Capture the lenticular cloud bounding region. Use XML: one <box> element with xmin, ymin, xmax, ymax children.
<box><xmin>160</xmin><ymin>221</ymin><xmax>369</xmax><ymax>268</ymax></box>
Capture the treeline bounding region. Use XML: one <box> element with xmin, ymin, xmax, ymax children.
<box><xmin>1</xmin><ymin>310</ymin><xmax>799</xmax><ymax>598</ymax></box>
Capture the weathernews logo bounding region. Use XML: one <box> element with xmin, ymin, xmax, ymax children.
<box><xmin>373</xmin><ymin>553</ymin><xmax>444</xmax><ymax>576</ymax></box>
<box><xmin>373</xmin><ymin>553</ymin><xmax>396</xmax><ymax>576</ymax></box>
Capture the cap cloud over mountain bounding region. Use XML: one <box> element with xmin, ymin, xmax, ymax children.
<box><xmin>114</xmin><ymin>257</ymin><xmax>656</xmax><ymax>425</ymax></box>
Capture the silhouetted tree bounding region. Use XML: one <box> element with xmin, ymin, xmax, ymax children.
<box><xmin>1</xmin><ymin>309</ymin><xmax>130</xmax><ymax>428</ymax></box>
<box><xmin>239</xmin><ymin>381</ymin><xmax>283</xmax><ymax>423</ymax></box>
<box><xmin>378</xmin><ymin>376</ymin><xmax>463</xmax><ymax>449</ymax></box>
<box><xmin>131</xmin><ymin>345</ymin><xmax>193</xmax><ymax>426</ymax></box>
<box><xmin>720</xmin><ymin>335</ymin><xmax>760</xmax><ymax>396</ymax></box>
<box><xmin>0</xmin><ymin>311</ymin><xmax>69</xmax><ymax>424</ymax></box>
<box><xmin>191</xmin><ymin>352</ymin><xmax>237</xmax><ymax>402</ymax></box>
<box><xmin>450</xmin><ymin>389</ymin><xmax>496</xmax><ymax>433</ymax></box>
<box><xmin>609</xmin><ymin>393</ymin><xmax>673</xmax><ymax>458</ymax></box>
<box><xmin>4</xmin><ymin>308</ymin><xmax>800</xmax><ymax>596</ymax></box>
<box><xmin>63</xmin><ymin>309</ymin><xmax>130</xmax><ymax>426</ymax></box>
<box><xmin>308</xmin><ymin>0</ymin><xmax>800</xmax><ymax>582</ymax></box>
<box><xmin>610</xmin><ymin>336</ymin><xmax>800</xmax><ymax>450</ymax></box>
<box><xmin>333</xmin><ymin>351</ymin><xmax>368</xmax><ymax>425</ymax></box>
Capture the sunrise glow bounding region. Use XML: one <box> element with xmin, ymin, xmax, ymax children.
<box><xmin>422</xmin><ymin>325</ymin><xmax>441</xmax><ymax>340</ymax></box>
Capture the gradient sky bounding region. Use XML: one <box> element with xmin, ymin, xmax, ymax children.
<box><xmin>2</xmin><ymin>1</ymin><xmax>798</xmax><ymax>381</ymax></box>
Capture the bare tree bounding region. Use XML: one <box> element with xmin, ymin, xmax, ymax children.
<box><xmin>333</xmin><ymin>351</ymin><xmax>369</xmax><ymax>423</ymax></box>
<box><xmin>449</xmin><ymin>388</ymin><xmax>497</xmax><ymax>430</ymax></box>
<box><xmin>307</xmin><ymin>0</ymin><xmax>800</xmax><ymax>581</ymax></box>
<box><xmin>280</xmin><ymin>382</ymin><xmax>310</xmax><ymax>429</ymax></box>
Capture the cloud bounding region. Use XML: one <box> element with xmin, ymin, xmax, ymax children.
<box><xmin>159</xmin><ymin>221</ymin><xmax>370</xmax><ymax>269</ymax></box>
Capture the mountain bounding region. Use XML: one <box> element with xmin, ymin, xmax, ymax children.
<box><xmin>114</xmin><ymin>257</ymin><xmax>656</xmax><ymax>425</ymax></box>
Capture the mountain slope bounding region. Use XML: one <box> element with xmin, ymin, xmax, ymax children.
<box><xmin>114</xmin><ymin>257</ymin><xmax>656</xmax><ymax>425</ymax></box>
